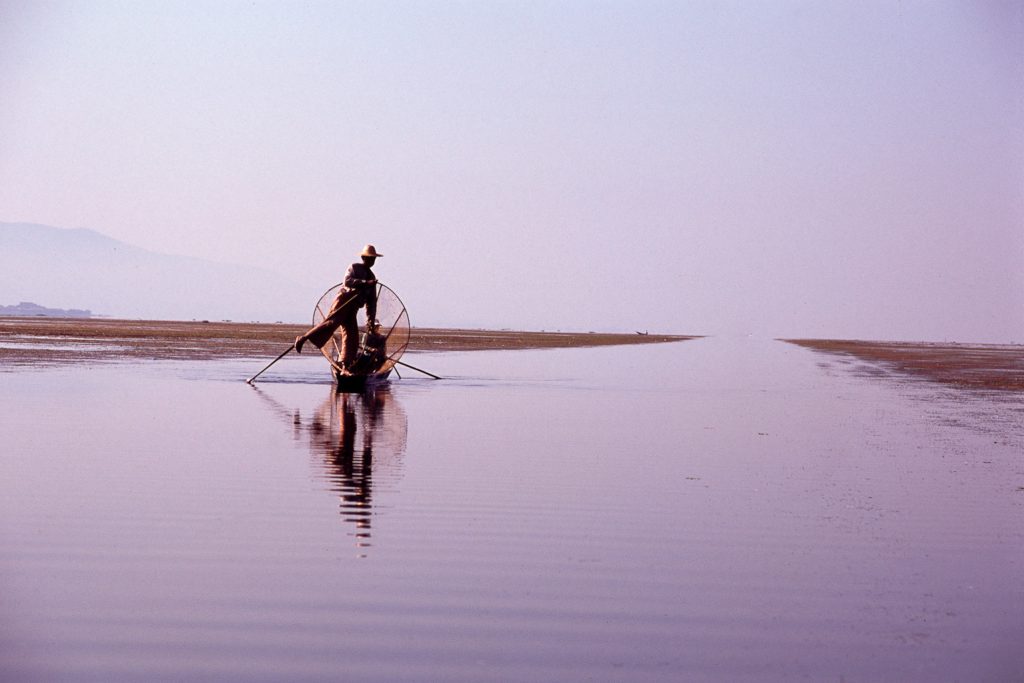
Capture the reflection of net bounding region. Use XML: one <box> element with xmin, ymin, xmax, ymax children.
<box><xmin>311</xmin><ymin>282</ymin><xmax>410</xmax><ymax>375</ymax></box>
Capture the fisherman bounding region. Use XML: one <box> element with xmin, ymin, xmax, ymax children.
<box><xmin>294</xmin><ymin>245</ymin><xmax>382</xmax><ymax>372</ymax></box>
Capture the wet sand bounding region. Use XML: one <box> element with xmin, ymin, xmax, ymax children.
<box><xmin>0</xmin><ymin>317</ymin><xmax>695</xmax><ymax>366</ymax></box>
<box><xmin>784</xmin><ymin>338</ymin><xmax>1024</xmax><ymax>391</ymax></box>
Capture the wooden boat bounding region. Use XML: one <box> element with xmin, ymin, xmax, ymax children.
<box><xmin>333</xmin><ymin>368</ymin><xmax>392</xmax><ymax>393</ymax></box>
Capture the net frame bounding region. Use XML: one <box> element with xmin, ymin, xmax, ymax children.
<box><xmin>311</xmin><ymin>282</ymin><xmax>410</xmax><ymax>377</ymax></box>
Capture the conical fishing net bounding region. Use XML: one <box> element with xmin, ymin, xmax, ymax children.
<box><xmin>311</xmin><ymin>282</ymin><xmax>410</xmax><ymax>376</ymax></box>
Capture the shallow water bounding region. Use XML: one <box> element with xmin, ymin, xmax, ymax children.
<box><xmin>1</xmin><ymin>338</ymin><xmax>1022</xmax><ymax>682</ymax></box>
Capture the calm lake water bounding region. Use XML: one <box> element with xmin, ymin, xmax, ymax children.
<box><xmin>2</xmin><ymin>338</ymin><xmax>1022</xmax><ymax>682</ymax></box>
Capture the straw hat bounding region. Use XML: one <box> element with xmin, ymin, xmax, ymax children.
<box><xmin>361</xmin><ymin>244</ymin><xmax>383</xmax><ymax>258</ymax></box>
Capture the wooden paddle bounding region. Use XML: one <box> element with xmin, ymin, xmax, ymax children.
<box><xmin>394</xmin><ymin>359</ymin><xmax>442</xmax><ymax>380</ymax></box>
<box><xmin>245</xmin><ymin>345</ymin><xmax>294</xmax><ymax>385</ymax></box>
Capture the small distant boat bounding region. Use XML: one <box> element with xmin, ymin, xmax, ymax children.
<box><xmin>310</xmin><ymin>282</ymin><xmax>411</xmax><ymax>392</ymax></box>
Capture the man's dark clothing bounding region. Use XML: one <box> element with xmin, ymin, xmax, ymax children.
<box><xmin>342</xmin><ymin>262</ymin><xmax>378</xmax><ymax>324</ymax></box>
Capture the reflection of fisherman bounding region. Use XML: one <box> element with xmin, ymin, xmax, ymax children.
<box><xmin>249</xmin><ymin>384</ymin><xmax>407</xmax><ymax>553</ymax></box>
<box><xmin>321</xmin><ymin>389</ymin><xmax>392</xmax><ymax>546</ymax></box>
<box><xmin>294</xmin><ymin>244</ymin><xmax>382</xmax><ymax>372</ymax></box>
<box><xmin>335</xmin><ymin>393</ymin><xmax>372</xmax><ymax>539</ymax></box>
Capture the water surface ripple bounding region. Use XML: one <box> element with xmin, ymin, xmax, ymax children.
<box><xmin>1</xmin><ymin>339</ymin><xmax>1022</xmax><ymax>681</ymax></box>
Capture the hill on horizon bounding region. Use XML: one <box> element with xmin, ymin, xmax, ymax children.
<box><xmin>0</xmin><ymin>301</ymin><xmax>93</xmax><ymax>318</ymax></box>
<box><xmin>0</xmin><ymin>222</ymin><xmax>314</xmax><ymax>322</ymax></box>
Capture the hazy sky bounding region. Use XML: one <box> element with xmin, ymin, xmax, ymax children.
<box><xmin>1</xmin><ymin>1</ymin><xmax>1021</xmax><ymax>341</ymax></box>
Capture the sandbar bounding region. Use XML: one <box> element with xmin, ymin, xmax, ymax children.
<box><xmin>785</xmin><ymin>338</ymin><xmax>1024</xmax><ymax>391</ymax></box>
<box><xmin>0</xmin><ymin>317</ymin><xmax>695</xmax><ymax>367</ymax></box>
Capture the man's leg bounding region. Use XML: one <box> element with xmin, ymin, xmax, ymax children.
<box><xmin>339</xmin><ymin>314</ymin><xmax>360</xmax><ymax>371</ymax></box>
<box><xmin>295</xmin><ymin>291</ymin><xmax>357</xmax><ymax>353</ymax></box>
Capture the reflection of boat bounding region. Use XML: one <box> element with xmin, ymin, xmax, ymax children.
<box><xmin>311</xmin><ymin>283</ymin><xmax>411</xmax><ymax>392</ymax></box>
<box><xmin>251</xmin><ymin>384</ymin><xmax>408</xmax><ymax>553</ymax></box>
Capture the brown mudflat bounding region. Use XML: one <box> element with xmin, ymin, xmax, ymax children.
<box><xmin>0</xmin><ymin>317</ymin><xmax>696</xmax><ymax>367</ymax></box>
<box><xmin>784</xmin><ymin>338</ymin><xmax>1024</xmax><ymax>391</ymax></box>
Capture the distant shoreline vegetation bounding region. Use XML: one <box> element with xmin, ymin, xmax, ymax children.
<box><xmin>0</xmin><ymin>301</ymin><xmax>93</xmax><ymax>318</ymax></box>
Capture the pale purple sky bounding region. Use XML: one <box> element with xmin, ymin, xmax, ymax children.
<box><xmin>1</xmin><ymin>1</ymin><xmax>1021</xmax><ymax>341</ymax></box>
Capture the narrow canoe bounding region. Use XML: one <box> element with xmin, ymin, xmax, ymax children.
<box><xmin>333</xmin><ymin>368</ymin><xmax>392</xmax><ymax>393</ymax></box>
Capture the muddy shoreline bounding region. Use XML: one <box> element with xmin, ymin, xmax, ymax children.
<box><xmin>0</xmin><ymin>317</ymin><xmax>696</xmax><ymax>367</ymax></box>
<box><xmin>784</xmin><ymin>338</ymin><xmax>1024</xmax><ymax>391</ymax></box>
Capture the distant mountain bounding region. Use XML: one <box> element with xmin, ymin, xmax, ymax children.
<box><xmin>0</xmin><ymin>222</ymin><xmax>312</xmax><ymax>322</ymax></box>
<box><xmin>0</xmin><ymin>301</ymin><xmax>93</xmax><ymax>318</ymax></box>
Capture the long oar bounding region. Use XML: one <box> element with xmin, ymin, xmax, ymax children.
<box><xmin>395</xmin><ymin>358</ymin><xmax>442</xmax><ymax>380</ymax></box>
<box><xmin>245</xmin><ymin>345</ymin><xmax>294</xmax><ymax>384</ymax></box>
